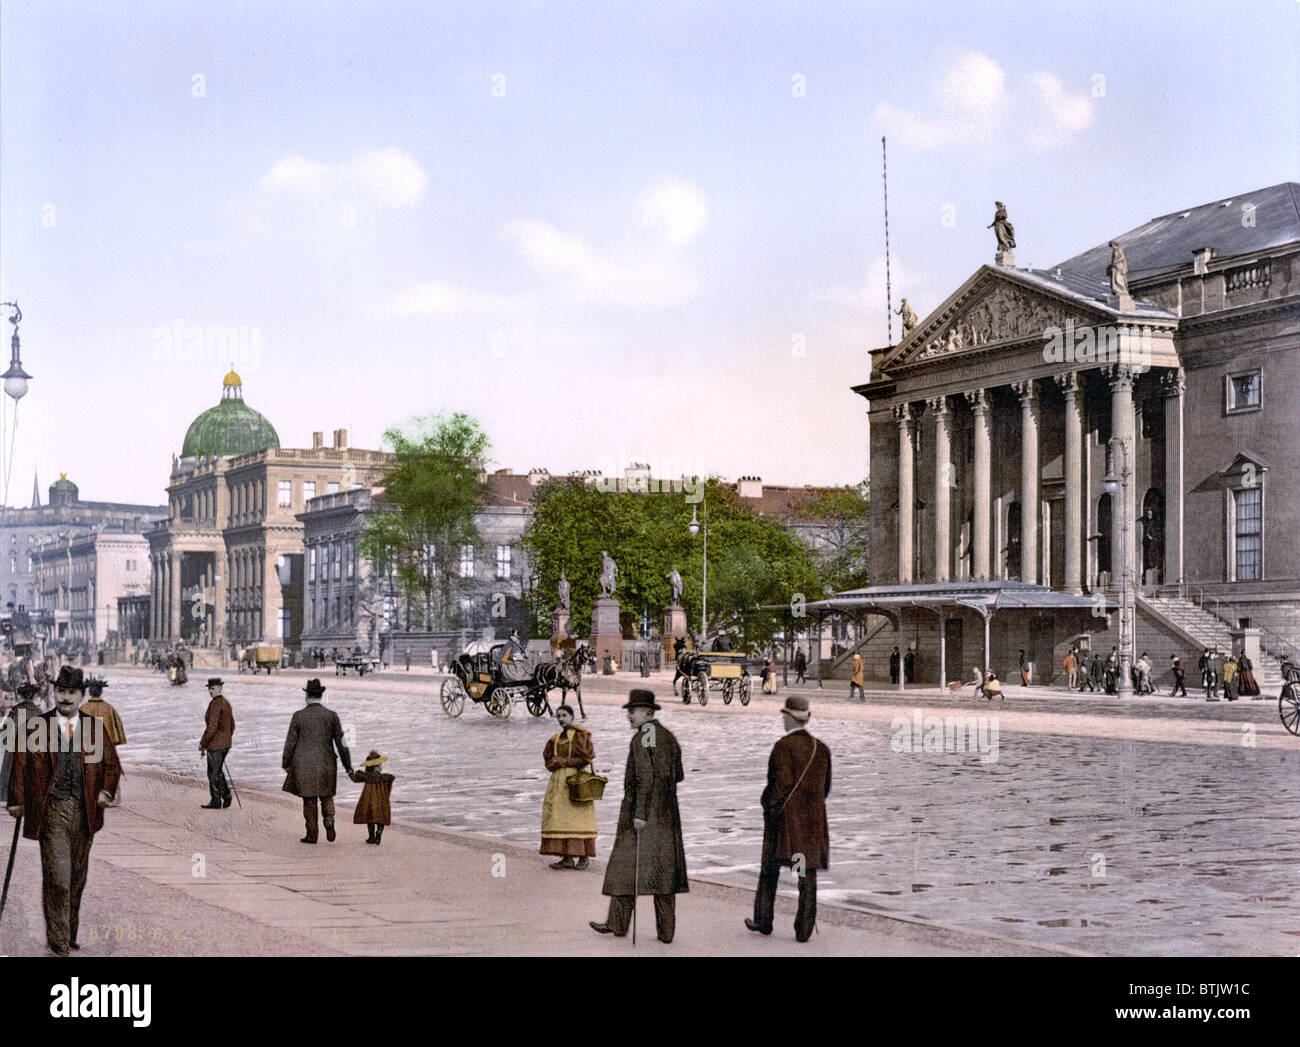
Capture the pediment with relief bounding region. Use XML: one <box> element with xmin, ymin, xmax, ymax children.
<box><xmin>889</xmin><ymin>273</ymin><xmax>1101</xmax><ymax>369</ymax></box>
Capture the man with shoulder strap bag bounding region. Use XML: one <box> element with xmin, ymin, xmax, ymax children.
<box><xmin>746</xmin><ymin>694</ymin><xmax>832</xmax><ymax>943</ymax></box>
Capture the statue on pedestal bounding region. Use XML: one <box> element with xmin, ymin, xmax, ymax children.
<box><xmin>666</xmin><ymin>568</ymin><xmax>682</xmax><ymax>606</ymax></box>
<box><xmin>896</xmin><ymin>298</ymin><xmax>918</xmax><ymax>336</ymax></box>
<box><xmin>988</xmin><ymin>201</ymin><xmax>1016</xmax><ymax>251</ymax></box>
<box><xmin>599</xmin><ymin>551</ymin><xmax>618</xmax><ymax>598</ymax></box>
<box><xmin>557</xmin><ymin>570</ymin><xmax>570</xmax><ymax>610</ymax></box>
<box><xmin>1108</xmin><ymin>240</ymin><xmax>1130</xmax><ymax>297</ymax></box>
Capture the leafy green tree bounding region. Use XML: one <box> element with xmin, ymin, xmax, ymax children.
<box><xmin>796</xmin><ymin>480</ymin><xmax>870</xmax><ymax>593</ymax></box>
<box><xmin>359</xmin><ymin>412</ymin><xmax>490</xmax><ymax>631</ymax></box>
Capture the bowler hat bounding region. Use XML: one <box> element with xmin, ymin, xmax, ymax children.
<box><xmin>86</xmin><ymin>676</ymin><xmax>108</xmax><ymax>696</ymax></box>
<box><xmin>781</xmin><ymin>694</ymin><xmax>811</xmax><ymax>722</ymax></box>
<box><xmin>54</xmin><ymin>665</ymin><xmax>86</xmax><ymax>693</ymax></box>
<box><xmin>304</xmin><ymin>678</ymin><xmax>326</xmax><ymax>697</ymax></box>
<box><xmin>207</xmin><ymin>678</ymin><xmax>224</xmax><ymax>688</ymax></box>
<box><xmin>622</xmin><ymin>688</ymin><xmax>660</xmax><ymax>711</ymax></box>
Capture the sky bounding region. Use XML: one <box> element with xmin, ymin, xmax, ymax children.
<box><xmin>0</xmin><ymin>0</ymin><xmax>1296</xmax><ymax>507</ymax></box>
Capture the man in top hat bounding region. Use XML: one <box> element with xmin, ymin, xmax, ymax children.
<box><xmin>6</xmin><ymin>666</ymin><xmax>121</xmax><ymax>955</ymax></box>
<box><xmin>80</xmin><ymin>677</ymin><xmax>127</xmax><ymax>748</ymax></box>
<box><xmin>282</xmin><ymin>679</ymin><xmax>353</xmax><ymax>844</ymax></box>
<box><xmin>746</xmin><ymin>694</ymin><xmax>831</xmax><ymax>942</ymax></box>
<box><xmin>198</xmin><ymin>678</ymin><xmax>236</xmax><ymax>810</ymax></box>
<box><xmin>591</xmin><ymin>689</ymin><xmax>688</xmax><ymax>943</ymax></box>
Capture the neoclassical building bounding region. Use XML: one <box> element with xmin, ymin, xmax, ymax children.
<box><xmin>836</xmin><ymin>182</ymin><xmax>1299</xmax><ymax>686</ymax></box>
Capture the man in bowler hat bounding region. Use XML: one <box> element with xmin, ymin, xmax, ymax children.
<box><xmin>746</xmin><ymin>694</ymin><xmax>831</xmax><ymax>942</ymax></box>
<box><xmin>6</xmin><ymin>666</ymin><xmax>121</xmax><ymax>955</ymax></box>
<box><xmin>199</xmin><ymin>678</ymin><xmax>236</xmax><ymax>809</ymax></box>
<box><xmin>590</xmin><ymin>689</ymin><xmax>688</xmax><ymax>943</ymax></box>
<box><xmin>282</xmin><ymin>679</ymin><xmax>353</xmax><ymax>843</ymax></box>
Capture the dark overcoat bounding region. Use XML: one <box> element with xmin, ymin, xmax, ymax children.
<box><xmin>0</xmin><ymin>698</ymin><xmax>42</xmax><ymax>805</ymax></box>
<box><xmin>601</xmin><ymin>718</ymin><xmax>688</xmax><ymax>896</ymax></box>
<box><xmin>7</xmin><ymin>711</ymin><xmax>122</xmax><ymax>840</ymax></box>
<box><xmin>760</xmin><ymin>728</ymin><xmax>832</xmax><ymax>869</ymax></box>
<box><xmin>199</xmin><ymin>695</ymin><xmax>235</xmax><ymax>751</ymax></box>
<box><xmin>282</xmin><ymin>701</ymin><xmax>351</xmax><ymax>798</ymax></box>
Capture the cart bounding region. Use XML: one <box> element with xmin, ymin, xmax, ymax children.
<box><xmin>439</xmin><ymin>642</ymin><xmax>587</xmax><ymax>720</ymax></box>
<box><xmin>677</xmin><ymin>650</ymin><xmax>751</xmax><ymax>706</ymax></box>
<box><xmin>1280</xmin><ymin>660</ymin><xmax>1300</xmax><ymax>736</ymax></box>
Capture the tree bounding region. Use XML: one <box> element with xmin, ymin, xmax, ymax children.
<box><xmin>359</xmin><ymin>413</ymin><xmax>490</xmax><ymax>631</ymax></box>
<box><xmin>796</xmin><ymin>480</ymin><xmax>870</xmax><ymax>593</ymax></box>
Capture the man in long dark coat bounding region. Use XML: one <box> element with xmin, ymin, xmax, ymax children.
<box><xmin>746</xmin><ymin>694</ymin><xmax>831</xmax><ymax>942</ymax></box>
<box><xmin>282</xmin><ymin>678</ymin><xmax>353</xmax><ymax>844</ymax></box>
<box><xmin>6</xmin><ymin>666</ymin><xmax>122</xmax><ymax>956</ymax></box>
<box><xmin>590</xmin><ymin>689</ymin><xmax>687</xmax><ymax>943</ymax></box>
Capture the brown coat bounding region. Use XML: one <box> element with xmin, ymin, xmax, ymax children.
<box><xmin>79</xmin><ymin>699</ymin><xmax>127</xmax><ymax>747</ymax></box>
<box><xmin>544</xmin><ymin>725</ymin><xmax>594</xmax><ymax>771</ymax></box>
<box><xmin>7</xmin><ymin>711</ymin><xmax>122</xmax><ymax>841</ymax></box>
<box><xmin>348</xmin><ymin>767</ymin><xmax>395</xmax><ymax>824</ymax></box>
<box><xmin>851</xmin><ymin>654</ymin><xmax>865</xmax><ymax>687</ymax></box>
<box><xmin>199</xmin><ymin>695</ymin><xmax>235</xmax><ymax>751</ymax></box>
<box><xmin>760</xmin><ymin>729</ymin><xmax>831</xmax><ymax>869</ymax></box>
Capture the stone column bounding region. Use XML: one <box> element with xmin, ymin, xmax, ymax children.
<box><xmin>264</xmin><ymin>548</ymin><xmax>280</xmax><ymax>642</ymax></box>
<box><xmin>1012</xmin><ymin>380</ymin><xmax>1039</xmax><ymax>584</ymax></box>
<box><xmin>965</xmin><ymin>389</ymin><xmax>991</xmax><ymax>579</ymax></box>
<box><xmin>894</xmin><ymin>403</ymin><xmax>914</xmax><ymax>583</ymax></box>
<box><xmin>1162</xmin><ymin>368</ymin><xmax>1185</xmax><ymax>590</ymax></box>
<box><xmin>1107</xmin><ymin>365</ymin><xmax>1138</xmax><ymax>594</ymax></box>
<box><xmin>928</xmin><ymin>396</ymin><xmax>952</xmax><ymax>581</ymax></box>
<box><xmin>1056</xmin><ymin>372</ymin><xmax>1084</xmax><ymax>593</ymax></box>
<box><xmin>167</xmin><ymin>551</ymin><xmax>182</xmax><ymax>640</ymax></box>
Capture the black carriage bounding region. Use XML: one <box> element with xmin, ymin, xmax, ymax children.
<box><xmin>675</xmin><ymin>650</ymin><xmax>751</xmax><ymax>706</ymax></box>
<box><xmin>440</xmin><ymin>642</ymin><xmax>586</xmax><ymax>720</ymax></box>
<box><xmin>1280</xmin><ymin>660</ymin><xmax>1300</xmax><ymax>736</ymax></box>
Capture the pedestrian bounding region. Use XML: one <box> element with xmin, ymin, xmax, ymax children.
<box><xmin>404</xmin><ymin>648</ymin><xmax>411</xmax><ymax>671</ymax></box>
<box><xmin>1104</xmin><ymin>648</ymin><xmax>1119</xmax><ymax>694</ymax></box>
<box><xmin>1019</xmin><ymin>649</ymin><xmax>1031</xmax><ymax>687</ymax></box>
<box><xmin>78</xmin><ymin>677</ymin><xmax>126</xmax><ymax>747</ymax></box>
<box><xmin>794</xmin><ymin>648</ymin><xmax>807</xmax><ymax>684</ymax></box>
<box><xmin>762</xmin><ymin>657</ymin><xmax>778</xmax><ymax>695</ymax></box>
<box><xmin>1222</xmin><ymin>653</ymin><xmax>1238</xmax><ymax>702</ymax></box>
<box><xmin>590</xmin><ymin>690</ymin><xmax>687</xmax><ymax>944</ymax></box>
<box><xmin>982</xmin><ymin>671</ymin><xmax>1004</xmax><ymax>701</ymax></box>
<box><xmin>540</xmin><ymin>704</ymin><xmax>597</xmax><ymax>869</ymax></box>
<box><xmin>888</xmin><ymin>645</ymin><xmax>900</xmax><ymax>685</ymax></box>
<box><xmin>1135</xmin><ymin>652</ymin><xmax>1152</xmax><ymax>695</ymax></box>
<box><xmin>1237</xmin><ymin>653</ymin><xmax>1260</xmax><ymax>698</ymax></box>
<box><xmin>1197</xmin><ymin>649</ymin><xmax>1212</xmax><ymax>693</ymax></box>
<box><xmin>1169</xmin><ymin>654</ymin><xmax>1187</xmax><ymax>697</ymax></box>
<box><xmin>198</xmin><ymin>678</ymin><xmax>235</xmax><ymax>810</ymax></box>
<box><xmin>0</xmin><ymin>682</ymin><xmax>42</xmax><ymax>806</ymax></box>
<box><xmin>347</xmin><ymin>750</ymin><xmax>395</xmax><ymax>845</ymax></box>
<box><xmin>1204</xmin><ymin>653</ymin><xmax>1220</xmax><ymax>701</ymax></box>
<box><xmin>746</xmin><ymin>694</ymin><xmax>831</xmax><ymax>943</ymax></box>
<box><xmin>849</xmin><ymin>652</ymin><xmax>865</xmax><ymax>701</ymax></box>
<box><xmin>5</xmin><ymin>666</ymin><xmax>122</xmax><ymax>956</ymax></box>
<box><xmin>904</xmin><ymin>646</ymin><xmax>916</xmax><ymax>684</ymax></box>
<box><xmin>281</xmin><ymin>678</ymin><xmax>354</xmax><ymax>844</ymax></box>
<box><xmin>1082</xmin><ymin>653</ymin><xmax>1100</xmax><ymax>692</ymax></box>
<box><xmin>1063</xmin><ymin>648</ymin><xmax>1078</xmax><ymax>690</ymax></box>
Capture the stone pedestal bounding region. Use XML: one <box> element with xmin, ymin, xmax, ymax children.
<box><xmin>661</xmin><ymin>604</ymin><xmax>687</xmax><ymax>658</ymax></box>
<box><xmin>1107</xmin><ymin>292</ymin><xmax>1135</xmax><ymax>312</ymax></box>
<box><xmin>591</xmin><ymin>596</ymin><xmax>622</xmax><ymax>669</ymax></box>
<box><xmin>995</xmin><ymin>250</ymin><xmax>1015</xmax><ymax>268</ymax></box>
<box><xmin>550</xmin><ymin>607</ymin><xmax>570</xmax><ymax>642</ymax></box>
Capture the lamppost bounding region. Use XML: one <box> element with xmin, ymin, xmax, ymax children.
<box><xmin>0</xmin><ymin>302</ymin><xmax>33</xmax><ymax>507</ymax></box>
<box><xmin>1105</xmin><ymin>437</ymin><xmax>1134</xmax><ymax>699</ymax></box>
<box><xmin>688</xmin><ymin>496</ymin><xmax>707</xmax><ymax>639</ymax></box>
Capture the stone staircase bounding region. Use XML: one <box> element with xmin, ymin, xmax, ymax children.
<box><xmin>1141</xmin><ymin>594</ymin><xmax>1286</xmax><ymax>690</ymax></box>
<box><xmin>822</xmin><ymin>615</ymin><xmax>895</xmax><ymax>680</ymax></box>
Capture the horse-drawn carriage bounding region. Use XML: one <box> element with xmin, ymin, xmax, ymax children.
<box><xmin>1280</xmin><ymin>660</ymin><xmax>1300</xmax><ymax>736</ymax></box>
<box><xmin>674</xmin><ymin>649</ymin><xmax>751</xmax><ymax>706</ymax></box>
<box><xmin>240</xmin><ymin>644</ymin><xmax>282</xmax><ymax>675</ymax></box>
<box><xmin>440</xmin><ymin>641</ymin><xmax>589</xmax><ymax>720</ymax></box>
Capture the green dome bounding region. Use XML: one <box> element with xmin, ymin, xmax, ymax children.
<box><xmin>49</xmin><ymin>473</ymin><xmax>78</xmax><ymax>495</ymax></box>
<box><xmin>181</xmin><ymin>372</ymin><xmax>280</xmax><ymax>458</ymax></box>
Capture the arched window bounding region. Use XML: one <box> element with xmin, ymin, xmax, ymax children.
<box><xmin>1141</xmin><ymin>488</ymin><xmax>1164</xmax><ymax>583</ymax></box>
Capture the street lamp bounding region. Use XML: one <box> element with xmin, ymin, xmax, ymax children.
<box><xmin>1104</xmin><ymin>438</ymin><xmax>1134</xmax><ymax>699</ymax></box>
<box><xmin>688</xmin><ymin>497</ymin><xmax>707</xmax><ymax>639</ymax></box>
<box><xmin>1</xmin><ymin>302</ymin><xmax>32</xmax><ymax>402</ymax></box>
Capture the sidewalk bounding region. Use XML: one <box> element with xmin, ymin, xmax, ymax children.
<box><xmin>0</xmin><ymin>764</ymin><xmax>1086</xmax><ymax>957</ymax></box>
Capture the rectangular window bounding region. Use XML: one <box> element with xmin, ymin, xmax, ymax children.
<box><xmin>346</xmin><ymin>539</ymin><xmax>355</xmax><ymax>579</ymax></box>
<box><xmin>1226</xmin><ymin>370</ymin><xmax>1262</xmax><ymax>414</ymax></box>
<box><xmin>278</xmin><ymin>480</ymin><xmax>292</xmax><ymax>507</ymax></box>
<box><xmin>1234</xmin><ymin>487</ymin><xmax>1262</xmax><ymax>581</ymax></box>
<box><xmin>303</xmin><ymin>481</ymin><xmax>316</xmax><ymax>503</ymax></box>
<box><xmin>459</xmin><ymin>545</ymin><xmax>475</xmax><ymax>579</ymax></box>
<box><xmin>496</xmin><ymin>544</ymin><xmax>511</xmax><ymax>579</ymax></box>
<box><xmin>326</xmin><ymin>481</ymin><xmax>340</xmax><ymax>495</ymax></box>
<box><xmin>279</xmin><ymin>607</ymin><xmax>291</xmax><ymax>639</ymax></box>
<box><xmin>333</xmin><ymin>542</ymin><xmax>341</xmax><ymax>580</ymax></box>
<box><xmin>309</xmin><ymin>547</ymin><xmax>317</xmax><ymax>578</ymax></box>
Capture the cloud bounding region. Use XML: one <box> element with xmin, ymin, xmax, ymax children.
<box><xmin>375</xmin><ymin>281</ymin><xmax>532</xmax><ymax>319</ymax></box>
<box><xmin>637</xmin><ymin>179</ymin><xmax>708</xmax><ymax>247</ymax></box>
<box><xmin>260</xmin><ymin>148</ymin><xmax>427</xmax><ymax>207</ymax></box>
<box><xmin>503</xmin><ymin>217</ymin><xmax>700</xmax><ymax>308</ymax></box>
<box><xmin>875</xmin><ymin>51</ymin><xmax>1094</xmax><ymax>154</ymax></box>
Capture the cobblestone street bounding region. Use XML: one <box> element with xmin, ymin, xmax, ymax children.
<box><xmin>96</xmin><ymin>666</ymin><xmax>1300</xmax><ymax>956</ymax></box>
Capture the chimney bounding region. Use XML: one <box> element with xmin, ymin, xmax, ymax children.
<box><xmin>312</xmin><ymin>432</ymin><xmax>324</xmax><ymax>450</ymax></box>
<box><xmin>737</xmin><ymin>475</ymin><xmax>763</xmax><ymax>499</ymax></box>
<box><xmin>528</xmin><ymin>467</ymin><xmax>550</xmax><ymax>486</ymax></box>
<box><xmin>1193</xmin><ymin>247</ymin><xmax>1213</xmax><ymax>276</ymax></box>
<box><xmin>333</xmin><ymin>429</ymin><xmax>348</xmax><ymax>449</ymax></box>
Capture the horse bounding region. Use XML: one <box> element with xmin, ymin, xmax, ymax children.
<box><xmin>531</xmin><ymin>644</ymin><xmax>591</xmax><ymax>718</ymax></box>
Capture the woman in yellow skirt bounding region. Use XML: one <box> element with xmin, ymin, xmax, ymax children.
<box><xmin>540</xmin><ymin>705</ymin><xmax>597</xmax><ymax>870</ymax></box>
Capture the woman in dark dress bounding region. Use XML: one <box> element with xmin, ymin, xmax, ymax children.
<box><xmin>1236</xmin><ymin>653</ymin><xmax>1261</xmax><ymax>697</ymax></box>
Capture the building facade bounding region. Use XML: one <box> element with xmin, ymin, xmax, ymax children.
<box><xmin>33</xmin><ymin>527</ymin><xmax>151</xmax><ymax>647</ymax></box>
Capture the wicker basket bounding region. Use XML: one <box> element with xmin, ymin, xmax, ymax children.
<box><xmin>567</xmin><ymin>766</ymin><xmax>607</xmax><ymax>803</ymax></box>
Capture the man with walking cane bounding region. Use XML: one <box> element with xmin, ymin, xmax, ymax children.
<box><xmin>199</xmin><ymin>678</ymin><xmax>235</xmax><ymax>809</ymax></box>
<box><xmin>590</xmin><ymin>689</ymin><xmax>687</xmax><ymax>944</ymax></box>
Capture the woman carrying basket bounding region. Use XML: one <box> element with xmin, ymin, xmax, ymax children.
<box><xmin>540</xmin><ymin>705</ymin><xmax>598</xmax><ymax>870</ymax></box>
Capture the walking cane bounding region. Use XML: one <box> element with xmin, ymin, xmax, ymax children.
<box><xmin>632</xmin><ymin>823</ymin><xmax>639</xmax><ymax>946</ymax></box>
<box><xmin>0</xmin><ymin>815</ymin><xmax>21</xmax><ymax>924</ymax></box>
<box><xmin>223</xmin><ymin>759</ymin><xmax>242</xmax><ymax>809</ymax></box>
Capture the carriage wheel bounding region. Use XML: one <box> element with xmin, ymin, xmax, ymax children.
<box><xmin>739</xmin><ymin>674</ymin><xmax>751</xmax><ymax>706</ymax></box>
<box><xmin>696</xmin><ymin>671</ymin><xmax>709</xmax><ymax>706</ymax></box>
<box><xmin>722</xmin><ymin>679</ymin><xmax>734</xmax><ymax>705</ymax></box>
<box><xmin>487</xmin><ymin>689</ymin><xmax>513</xmax><ymax>719</ymax></box>
<box><xmin>1281</xmin><ymin>684</ymin><xmax>1300</xmax><ymax>737</ymax></box>
<box><xmin>440</xmin><ymin>677</ymin><xmax>467</xmax><ymax>718</ymax></box>
<box><xmin>526</xmin><ymin>691</ymin><xmax>548</xmax><ymax>718</ymax></box>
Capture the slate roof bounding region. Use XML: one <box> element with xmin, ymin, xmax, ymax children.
<box><xmin>1053</xmin><ymin>182</ymin><xmax>1300</xmax><ymax>288</ymax></box>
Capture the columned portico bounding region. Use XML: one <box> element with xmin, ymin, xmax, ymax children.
<box><xmin>929</xmin><ymin>395</ymin><xmax>952</xmax><ymax>582</ymax></box>
<box><xmin>894</xmin><ymin>403</ymin><xmax>914</xmax><ymax>583</ymax></box>
<box><xmin>1012</xmin><ymin>379</ymin><xmax>1039</xmax><ymax>585</ymax></box>
<box><xmin>1107</xmin><ymin>365</ymin><xmax>1138</xmax><ymax>594</ymax></box>
<box><xmin>965</xmin><ymin>389</ymin><xmax>991</xmax><ymax>579</ymax></box>
<box><xmin>1162</xmin><ymin>368</ymin><xmax>1185</xmax><ymax>591</ymax></box>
